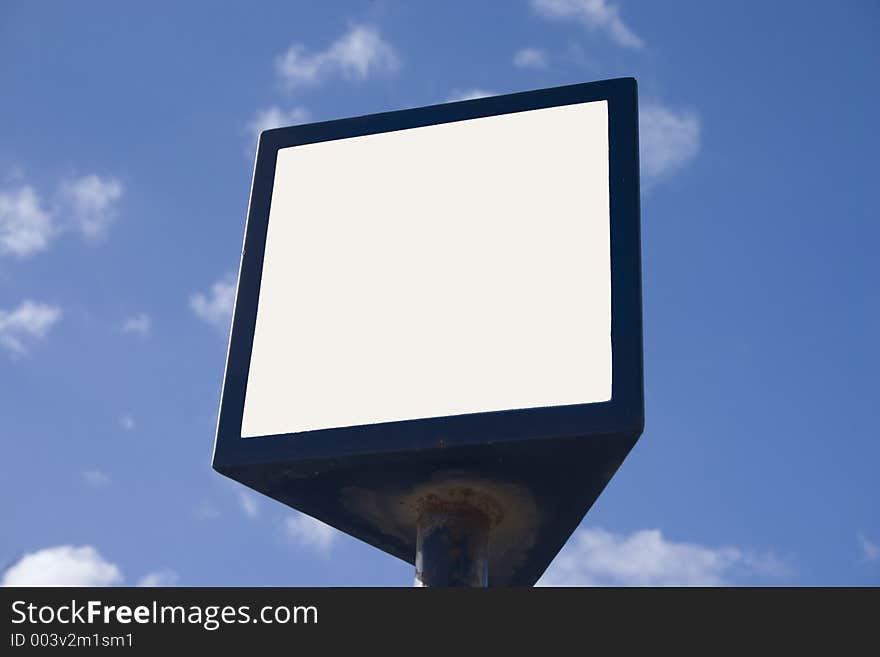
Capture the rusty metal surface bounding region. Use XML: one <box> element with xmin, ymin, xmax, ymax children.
<box><xmin>221</xmin><ymin>430</ymin><xmax>639</xmax><ymax>586</ymax></box>
<box><xmin>414</xmin><ymin>498</ymin><xmax>491</xmax><ymax>587</ymax></box>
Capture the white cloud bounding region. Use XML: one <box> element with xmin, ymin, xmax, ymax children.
<box><xmin>61</xmin><ymin>174</ymin><xmax>123</xmax><ymax>240</ymax></box>
<box><xmin>276</xmin><ymin>25</ymin><xmax>400</xmax><ymax>89</ymax></box>
<box><xmin>513</xmin><ymin>47</ymin><xmax>548</xmax><ymax>69</ymax></box>
<box><xmin>238</xmin><ymin>490</ymin><xmax>259</xmax><ymax>519</ymax></box>
<box><xmin>1</xmin><ymin>545</ymin><xmax>122</xmax><ymax>587</ymax></box>
<box><xmin>532</xmin><ymin>0</ymin><xmax>643</xmax><ymax>49</ymax></box>
<box><xmin>858</xmin><ymin>533</ymin><xmax>879</xmax><ymax>562</ymax></box>
<box><xmin>639</xmin><ymin>103</ymin><xmax>701</xmax><ymax>187</ymax></box>
<box><xmin>0</xmin><ymin>185</ymin><xmax>54</xmax><ymax>256</ymax></box>
<box><xmin>190</xmin><ymin>278</ymin><xmax>235</xmax><ymax>330</ymax></box>
<box><xmin>284</xmin><ymin>513</ymin><xmax>338</xmax><ymax>556</ymax></box>
<box><xmin>137</xmin><ymin>569</ymin><xmax>179</xmax><ymax>587</ymax></box>
<box><xmin>0</xmin><ymin>300</ymin><xmax>62</xmax><ymax>357</ymax></box>
<box><xmin>81</xmin><ymin>470</ymin><xmax>110</xmax><ymax>488</ymax></box>
<box><xmin>446</xmin><ymin>89</ymin><xmax>495</xmax><ymax>102</ymax></box>
<box><xmin>1</xmin><ymin>174</ymin><xmax>123</xmax><ymax>255</ymax></box>
<box><xmin>247</xmin><ymin>106</ymin><xmax>310</xmax><ymax>145</ymax></box>
<box><xmin>539</xmin><ymin>527</ymin><xmax>790</xmax><ymax>586</ymax></box>
<box><xmin>120</xmin><ymin>415</ymin><xmax>135</xmax><ymax>431</ymax></box>
<box><xmin>122</xmin><ymin>312</ymin><xmax>151</xmax><ymax>337</ymax></box>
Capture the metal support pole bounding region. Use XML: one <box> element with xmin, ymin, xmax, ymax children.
<box><xmin>414</xmin><ymin>505</ymin><xmax>490</xmax><ymax>587</ymax></box>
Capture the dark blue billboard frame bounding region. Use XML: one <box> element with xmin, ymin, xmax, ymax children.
<box><xmin>213</xmin><ymin>77</ymin><xmax>643</xmax><ymax>586</ymax></box>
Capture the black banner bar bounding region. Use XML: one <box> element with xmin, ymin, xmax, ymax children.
<box><xmin>2</xmin><ymin>587</ymin><xmax>875</xmax><ymax>653</ymax></box>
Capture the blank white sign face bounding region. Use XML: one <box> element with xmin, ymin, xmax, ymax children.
<box><xmin>241</xmin><ymin>100</ymin><xmax>611</xmax><ymax>437</ymax></box>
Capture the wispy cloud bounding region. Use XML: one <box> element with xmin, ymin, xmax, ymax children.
<box><xmin>1</xmin><ymin>172</ymin><xmax>123</xmax><ymax>256</ymax></box>
<box><xmin>0</xmin><ymin>185</ymin><xmax>54</xmax><ymax>257</ymax></box>
<box><xmin>858</xmin><ymin>532</ymin><xmax>879</xmax><ymax>562</ymax></box>
<box><xmin>190</xmin><ymin>277</ymin><xmax>235</xmax><ymax>330</ymax></box>
<box><xmin>81</xmin><ymin>470</ymin><xmax>110</xmax><ymax>489</ymax></box>
<box><xmin>284</xmin><ymin>513</ymin><xmax>338</xmax><ymax>556</ymax></box>
<box><xmin>1</xmin><ymin>545</ymin><xmax>122</xmax><ymax>587</ymax></box>
<box><xmin>121</xmin><ymin>312</ymin><xmax>151</xmax><ymax>337</ymax></box>
<box><xmin>120</xmin><ymin>415</ymin><xmax>135</xmax><ymax>431</ymax></box>
<box><xmin>639</xmin><ymin>102</ymin><xmax>701</xmax><ymax>188</ymax></box>
<box><xmin>0</xmin><ymin>300</ymin><xmax>62</xmax><ymax>357</ymax></box>
<box><xmin>531</xmin><ymin>0</ymin><xmax>644</xmax><ymax>50</ymax></box>
<box><xmin>513</xmin><ymin>47</ymin><xmax>549</xmax><ymax>69</ymax></box>
<box><xmin>247</xmin><ymin>106</ymin><xmax>310</xmax><ymax>145</ymax></box>
<box><xmin>276</xmin><ymin>25</ymin><xmax>400</xmax><ymax>89</ymax></box>
<box><xmin>446</xmin><ymin>89</ymin><xmax>495</xmax><ymax>102</ymax></box>
<box><xmin>137</xmin><ymin>569</ymin><xmax>179</xmax><ymax>587</ymax></box>
<box><xmin>61</xmin><ymin>174</ymin><xmax>123</xmax><ymax>241</ymax></box>
<box><xmin>238</xmin><ymin>490</ymin><xmax>259</xmax><ymax>519</ymax></box>
<box><xmin>539</xmin><ymin>528</ymin><xmax>791</xmax><ymax>586</ymax></box>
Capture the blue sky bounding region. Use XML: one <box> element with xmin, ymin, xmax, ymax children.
<box><xmin>1</xmin><ymin>0</ymin><xmax>878</xmax><ymax>586</ymax></box>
